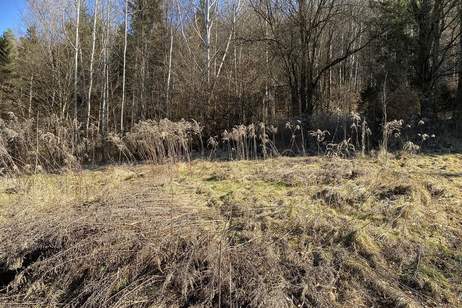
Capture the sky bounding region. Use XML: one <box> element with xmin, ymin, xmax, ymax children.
<box><xmin>0</xmin><ymin>0</ymin><xmax>27</xmax><ymax>35</ymax></box>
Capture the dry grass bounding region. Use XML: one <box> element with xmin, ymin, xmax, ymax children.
<box><xmin>0</xmin><ymin>154</ymin><xmax>461</xmax><ymax>307</ymax></box>
<box><xmin>0</xmin><ymin>116</ymin><xmax>201</xmax><ymax>174</ymax></box>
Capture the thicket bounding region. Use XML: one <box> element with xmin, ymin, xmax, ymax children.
<box><xmin>0</xmin><ymin>0</ymin><xmax>461</xmax><ymax>174</ymax></box>
<box><xmin>0</xmin><ymin>110</ymin><xmax>445</xmax><ymax>175</ymax></box>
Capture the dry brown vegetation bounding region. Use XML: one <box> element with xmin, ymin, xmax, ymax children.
<box><xmin>0</xmin><ymin>117</ymin><xmax>204</xmax><ymax>174</ymax></box>
<box><xmin>0</xmin><ymin>111</ymin><xmax>450</xmax><ymax>177</ymax></box>
<box><xmin>0</xmin><ymin>154</ymin><xmax>461</xmax><ymax>307</ymax></box>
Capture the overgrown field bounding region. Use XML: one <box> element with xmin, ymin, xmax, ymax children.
<box><xmin>0</xmin><ymin>154</ymin><xmax>461</xmax><ymax>307</ymax></box>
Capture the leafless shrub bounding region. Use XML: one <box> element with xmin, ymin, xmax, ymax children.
<box><xmin>326</xmin><ymin>138</ymin><xmax>356</xmax><ymax>158</ymax></box>
<box><xmin>192</xmin><ymin>120</ymin><xmax>204</xmax><ymax>156</ymax></box>
<box><xmin>227</xmin><ymin>125</ymin><xmax>248</xmax><ymax>160</ymax></box>
<box><xmin>402</xmin><ymin>141</ymin><xmax>421</xmax><ymax>154</ymax></box>
<box><xmin>106</xmin><ymin>133</ymin><xmax>133</xmax><ymax>162</ymax></box>
<box><xmin>309</xmin><ymin>129</ymin><xmax>330</xmax><ymax>155</ymax></box>
<box><xmin>267</xmin><ymin>125</ymin><xmax>279</xmax><ymax>157</ymax></box>
<box><xmin>208</xmin><ymin>136</ymin><xmax>219</xmax><ymax>160</ymax></box>
<box><xmin>350</xmin><ymin>112</ymin><xmax>362</xmax><ymax>148</ymax></box>
<box><xmin>361</xmin><ymin>120</ymin><xmax>372</xmax><ymax>157</ymax></box>
<box><xmin>259</xmin><ymin>122</ymin><xmax>268</xmax><ymax>159</ymax></box>
<box><xmin>219</xmin><ymin>122</ymin><xmax>275</xmax><ymax>161</ymax></box>
<box><xmin>285</xmin><ymin>121</ymin><xmax>302</xmax><ymax>154</ymax></box>
<box><xmin>381</xmin><ymin>119</ymin><xmax>404</xmax><ymax>156</ymax></box>
<box><xmin>222</xmin><ymin>130</ymin><xmax>232</xmax><ymax>160</ymax></box>
<box><xmin>248</xmin><ymin>124</ymin><xmax>257</xmax><ymax>159</ymax></box>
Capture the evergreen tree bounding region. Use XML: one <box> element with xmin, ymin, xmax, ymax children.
<box><xmin>0</xmin><ymin>29</ymin><xmax>17</xmax><ymax>84</ymax></box>
<box><xmin>129</xmin><ymin>0</ymin><xmax>167</xmax><ymax>120</ymax></box>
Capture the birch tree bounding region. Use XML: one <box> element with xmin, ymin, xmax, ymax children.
<box><xmin>165</xmin><ymin>26</ymin><xmax>174</xmax><ymax>117</ymax></box>
<box><xmin>86</xmin><ymin>0</ymin><xmax>99</xmax><ymax>134</ymax></box>
<box><xmin>72</xmin><ymin>0</ymin><xmax>81</xmax><ymax>123</ymax></box>
<box><xmin>120</xmin><ymin>0</ymin><xmax>128</xmax><ymax>132</ymax></box>
<box><xmin>204</xmin><ymin>0</ymin><xmax>212</xmax><ymax>85</ymax></box>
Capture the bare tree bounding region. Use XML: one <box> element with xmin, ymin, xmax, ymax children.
<box><xmin>208</xmin><ymin>0</ymin><xmax>241</xmax><ymax>104</ymax></box>
<box><xmin>74</xmin><ymin>0</ymin><xmax>81</xmax><ymax>122</ymax></box>
<box><xmin>457</xmin><ymin>1</ymin><xmax>462</xmax><ymax>115</ymax></box>
<box><xmin>87</xmin><ymin>0</ymin><xmax>99</xmax><ymax>135</ymax></box>
<box><xmin>11</xmin><ymin>0</ymin><xmax>462</xmax><ymax>139</ymax></box>
<box><xmin>205</xmin><ymin>0</ymin><xmax>212</xmax><ymax>85</ymax></box>
<box><xmin>165</xmin><ymin>26</ymin><xmax>174</xmax><ymax>117</ymax></box>
<box><xmin>120</xmin><ymin>0</ymin><xmax>128</xmax><ymax>132</ymax></box>
<box><xmin>250</xmin><ymin>0</ymin><xmax>373</xmax><ymax>116</ymax></box>
<box><xmin>410</xmin><ymin>0</ymin><xmax>461</xmax><ymax>118</ymax></box>
<box><xmin>28</xmin><ymin>75</ymin><xmax>34</xmax><ymax>118</ymax></box>
<box><xmin>100</xmin><ymin>0</ymin><xmax>112</xmax><ymax>137</ymax></box>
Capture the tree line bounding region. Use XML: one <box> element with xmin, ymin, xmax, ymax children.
<box><xmin>0</xmin><ymin>0</ymin><xmax>461</xmax><ymax>141</ymax></box>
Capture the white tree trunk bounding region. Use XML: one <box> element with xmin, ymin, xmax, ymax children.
<box><xmin>86</xmin><ymin>0</ymin><xmax>99</xmax><ymax>135</ymax></box>
<box><xmin>74</xmin><ymin>0</ymin><xmax>81</xmax><ymax>122</ymax></box>
<box><xmin>101</xmin><ymin>0</ymin><xmax>110</xmax><ymax>137</ymax></box>
<box><xmin>120</xmin><ymin>0</ymin><xmax>128</xmax><ymax>132</ymax></box>
<box><xmin>207</xmin><ymin>0</ymin><xmax>240</xmax><ymax>103</ymax></box>
<box><xmin>205</xmin><ymin>0</ymin><xmax>211</xmax><ymax>85</ymax></box>
<box><xmin>28</xmin><ymin>75</ymin><xmax>34</xmax><ymax>118</ymax></box>
<box><xmin>165</xmin><ymin>27</ymin><xmax>174</xmax><ymax>117</ymax></box>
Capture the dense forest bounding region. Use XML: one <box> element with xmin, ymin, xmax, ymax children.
<box><xmin>0</xmin><ymin>0</ymin><xmax>461</xmax><ymax>170</ymax></box>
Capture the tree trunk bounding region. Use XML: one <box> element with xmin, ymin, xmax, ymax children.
<box><xmin>101</xmin><ymin>0</ymin><xmax>110</xmax><ymax>138</ymax></box>
<box><xmin>298</xmin><ymin>0</ymin><xmax>307</xmax><ymax>116</ymax></box>
<box><xmin>264</xmin><ymin>0</ymin><xmax>270</xmax><ymax>122</ymax></box>
<box><xmin>74</xmin><ymin>0</ymin><xmax>81</xmax><ymax>122</ymax></box>
<box><xmin>86</xmin><ymin>0</ymin><xmax>99</xmax><ymax>135</ymax></box>
<box><xmin>205</xmin><ymin>0</ymin><xmax>211</xmax><ymax>86</ymax></box>
<box><xmin>290</xmin><ymin>70</ymin><xmax>299</xmax><ymax>117</ymax></box>
<box><xmin>457</xmin><ymin>1</ymin><xmax>462</xmax><ymax>118</ymax></box>
<box><xmin>28</xmin><ymin>75</ymin><xmax>33</xmax><ymax>118</ymax></box>
<box><xmin>165</xmin><ymin>27</ymin><xmax>174</xmax><ymax>118</ymax></box>
<box><xmin>120</xmin><ymin>0</ymin><xmax>128</xmax><ymax>132</ymax></box>
<box><xmin>412</xmin><ymin>0</ymin><xmax>436</xmax><ymax>118</ymax></box>
<box><xmin>306</xmin><ymin>82</ymin><xmax>314</xmax><ymax>115</ymax></box>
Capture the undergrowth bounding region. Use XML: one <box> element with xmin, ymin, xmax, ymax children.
<box><xmin>0</xmin><ymin>111</ymin><xmax>448</xmax><ymax>175</ymax></box>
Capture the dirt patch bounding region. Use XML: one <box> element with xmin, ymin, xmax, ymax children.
<box><xmin>313</xmin><ymin>188</ymin><xmax>344</xmax><ymax>207</ymax></box>
<box><xmin>376</xmin><ymin>184</ymin><xmax>413</xmax><ymax>201</ymax></box>
<box><xmin>425</xmin><ymin>182</ymin><xmax>446</xmax><ymax>198</ymax></box>
<box><xmin>0</xmin><ymin>262</ymin><xmax>15</xmax><ymax>289</ymax></box>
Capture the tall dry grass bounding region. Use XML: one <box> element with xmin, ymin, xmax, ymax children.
<box><xmin>0</xmin><ymin>116</ymin><xmax>203</xmax><ymax>174</ymax></box>
<box><xmin>0</xmin><ymin>111</ymin><xmax>442</xmax><ymax>175</ymax></box>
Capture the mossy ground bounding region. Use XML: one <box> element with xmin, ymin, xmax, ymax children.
<box><xmin>0</xmin><ymin>154</ymin><xmax>461</xmax><ymax>307</ymax></box>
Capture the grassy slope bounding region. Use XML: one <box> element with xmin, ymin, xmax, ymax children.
<box><xmin>0</xmin><ymin>154</ymin><xmax>461</xmax><ymax>307</ymax></box>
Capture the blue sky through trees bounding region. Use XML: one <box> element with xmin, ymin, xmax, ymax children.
<box><xmin>0</xmin><ymin>0</ymin><xmax>26</xmax><ymax>35</ymax></box>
